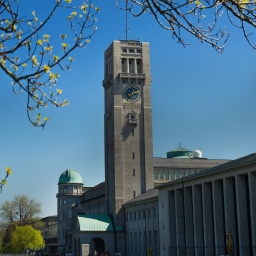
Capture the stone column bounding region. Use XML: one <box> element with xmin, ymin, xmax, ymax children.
<box><xmin>134</xmin><ymin>58</ymin><xmax>137</xmax><ymax>73</ymax></box>
<box><xmin>249</xmin><ymin>172</ymin><xmax>256</xmax><ymax>255</ymax></box>
<box><xmin>236</xmin><ymin>174</ymin><xmax>251</xmax><ymax>255</ymax></box>
<box><xmin>202</xmin><ymin>182</ymin><xmax>214</xmax><ymax>256</ymax></box>
<box><xmin>193</xmin><ymin>184</ymin><xmax>204</xmax><ymax>256</ymax></box>
<box><xmin>213</xmin><ymin>180</ymin><xmax>225</xmax><ymax>256</ymax></box>
<box><xmin>126</xmin><ymin>58</ymin><xmax>129</xmax><ymax>73</ymax></box>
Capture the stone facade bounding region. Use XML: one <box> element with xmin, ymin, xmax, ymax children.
<box><xmin>158</xmin><ymin>153</ymin><xmax>256</xmax><ymax>256</ymax></box>
<box><xmin>103</xmin><ymin>40</ymin><xmax>154</xmax><ymax>228</ymax></box>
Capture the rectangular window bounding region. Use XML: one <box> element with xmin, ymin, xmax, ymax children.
<box><xmin>154</xmin><ymin>230</ymin><xmax>158</xmax><ymax>255</ymax></box>
<box><xmin>129</xmin><ymin>49</ymin><xmax>135</xmax><ymax>53</ymax></box>
<box><xmin>138</xmin><ymin>210</ymin><xmax>141</xmax><ymax>220</ymax></box>
<box><xmin>130</xmin><ymin>232</ymin><xmax>133</xmax><ymax>253</ymax></box>
<box><xmin>147</xmin><ymin>208</ymin><xmax>151</xmax><ymax>219</ymax></box>
<box><xmin>132</xmin><ymin>152</ymin><xmax>135</xmax><ymax>159</ymax></box>
<box><xmin>138</xmin><ymin>231</ymin><xmax>141</xmax><ymax>254</ymax></box>
<box><xmin>133</xmin><ymin>212</ymin><xmax>137</xmax><ymax>221</ymax></box>
<box><xmin>133</xmin><ymin>169</ymin><xmax>135</xmax><ymax>176</ymax></box>
<box><xmin>134</xmin><ymin>232</ymin><xmax>137</xmax><ymax>254</ymax></box>
<box><xmin>154</xmin><ymin>170</ymin><xmax>158</xmax><ymax>180</ymax></box>
<box><xmin>143</xmin><ymin>231</ymin><xmax>146</xmax><ymax>254</ymax></box>
<box><xmin>159</xmin><ymin>170</ymin><xmax>164</xmax><ymax>180</ymax></box>
<box><xmin>59</xmin><ymin>199</ymin><xmax>62</xmax><ymax>207</ymax></box>
<box><xmin>153</xmin><ymin>208</ymin><xmax>157</xmax><ymax>218</ymax></box>
<box><xmin>170</xmin><ymin>170</ymin><xmax>174</xmax><ymax>180</ymax></box>
<box><xmin>174</xmin><ymin>170</ymin><xmax>179</xmax><ymax>179</ymax></box>
<box><xmin>164</xmin><ymin>169</ymin><xmax>169</xmax><ymax>180</ymax></box>
<box><xmin>149</xmin><ymin>231</ymin><xmax>152</xmax><ymax>247</ymax></box>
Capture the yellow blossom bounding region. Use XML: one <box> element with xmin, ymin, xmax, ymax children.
<box><xmin>62</xmin><ymin>42</ymin><xmax>69</xmax><ymax>51</ymax></box>
<box><xmin>22</xmin><ymin>63</ymin><xmax>27</xmax><ymax>68</ymax></box>
<box><xmin>43</xmin><ymin>117</ymin><xmax>49</xmax><ymax>122</ymax></box>
<box><xmin>43</xmin><ymin>64</ymin><xmax>51</xmax><ymax>73</ymax></box>
<box><xmin>86</xmin><ymin>39</ymin><xmax>90</xmax><ymax>43</ymax></box>
<box><xmin>37</xmin><ymin>39</ymin><xmax>44</xmax><ymax>46</ymax></box>
<box><xmin>44</xmin><ymin>46</ymin><xmax>53</xmax><ymax>51</ymax></box>
<box><xmin>43</xmin><ymin>34</ymin><xmax>50</xmax><ymax>39</ymax></box>
<box><xmin>62</xmin><ymin>99</ymin><xmax>69</xmax><ymax>106</ymax></box>
<box><xmin>60</xmin><ymin>34</ymin><xmax>67</xmax><ymax>39</ymax></box>
<box><xmin>65</xmin><ymin>0</ymin><xmax>72</xmax><ymax>3</ymax></box>
<box><xmin>0</xmin><ymin>58</ymin><xmax>6</xmax><ymax>64</ymax></box>
<box><xmin>2</xmin><ymin>180</ymin><xmax>7</xmax><ymax>185</ymax></box>
<box><xmin>81</xmin><ymin>5</ymin><xmax>87</xmax><ymax>13</ymax></box>
<box><xmin>12</xmin><ymin>25</ymin><xmax>17</xmax><ymax>31</ymax></box>
<box><xmin>95</xmin><ymin>7</ymin><xmax>100</xmax><ymax>11</ymax></box>
<box><xmin>31</xmin><ymin>55</ymin><xmax>38</xmax><ymax>66</ymax></box>
<box><xmin>53</xmin><ymin>55</ymin><xmax>59</xmax><ymax>62</ymax></box>
<box><xmin>5</xmin><ymin>167</ymin><xmax>12</xmax><ymax>175</ymax></box>
<box><xmin>56</xmin><ymin>88</ymin><xmax>63</xmax><ymax>94</ymax></box>
<box><xmin>71</xmin><ymin>11</ymin><xmax>77</xmax><ymax>17</ymax></box>
<box><xmin>69</xmin><ymin>57</ymin><xmax>74</xmax><ymax>61</ymax></box>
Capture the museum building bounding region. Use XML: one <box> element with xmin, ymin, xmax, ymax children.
<box><xmin>52</xmin><ymin>40</ymin><xmax>236</xmax><ymax>256</ymax></box>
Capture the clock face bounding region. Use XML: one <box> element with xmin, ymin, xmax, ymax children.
<box><xmin>124</xmin><ymin>86</ymin><xmax>141</xmax><ymax>102</ymax></box>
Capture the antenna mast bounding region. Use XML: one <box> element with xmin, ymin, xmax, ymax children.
<box><xmin>126</xmin><ymin>0</ymin><xmax>128</xmax><ymax>41</ymax></box>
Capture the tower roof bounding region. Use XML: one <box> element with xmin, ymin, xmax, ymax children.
<box><xmin>58</xmin><ymin>169</ymin><xmax>83</xmax><ymax>184</ymax></box>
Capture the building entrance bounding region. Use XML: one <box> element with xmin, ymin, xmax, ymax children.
<box><xmin>91</xmin><ymin>237</ymin><xmax>105</xmax><ymax>256</ymax></box>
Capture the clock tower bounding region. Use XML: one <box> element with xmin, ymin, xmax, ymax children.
<box><xmin>103</xmin><ymin>40</ymin><xmax>154</xmax><ymax>227</ymax></box>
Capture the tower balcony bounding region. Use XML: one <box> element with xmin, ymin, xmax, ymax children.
<box><xmin>102</xmin><ymin>74</ymin><xmax>113</xmax><ymax>89</ymax></box>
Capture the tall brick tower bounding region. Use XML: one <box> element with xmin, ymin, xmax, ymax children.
<box><xmin>102</xmin><ymin>40</ymin><xmax>154</xmax><ymax>228</ymax></box>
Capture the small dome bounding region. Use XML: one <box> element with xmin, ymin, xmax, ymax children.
<box><xmin>194</xmin><ymin>150</ymin><xmax>202</xmax><ymax>158</ymax></box>
<box><xmin>58</xmin><ymin>169</ymin><xmax>83</xmax><ymax>184</ymax></box>
<box><xmin>166</xmin><ymin>147</ymin><xmax>194</xmax><ymax>159</ymax></box>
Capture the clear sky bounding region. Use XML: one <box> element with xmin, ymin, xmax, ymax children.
<box><xmin>1</xmin><ymin>1</ymin><xmax>256</xmax><ymax>218</ymax></box>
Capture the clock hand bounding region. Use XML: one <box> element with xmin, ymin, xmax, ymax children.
<box><xmin>131</xmin><ymin>90</ymin><xmax>140</xmax><ymax>96</ymax></box>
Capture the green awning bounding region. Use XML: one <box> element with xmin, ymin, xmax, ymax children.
<box><xmin>77</xmin><ymin>214</ymin><xmax>115</xmax><ymax>231</ymax></box>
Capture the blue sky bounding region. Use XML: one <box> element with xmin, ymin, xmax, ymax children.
<box><xmin>1</xmin><ymin>1</ymin><xmax>256</xmax><ymax>217</ymax></box>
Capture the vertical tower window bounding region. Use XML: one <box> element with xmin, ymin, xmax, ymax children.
<box><xmin>131</xmin><ymin>129</ymin><xmax>134</xmax><ymax>136</ymax></box>
<box><xmin>122</xmin><ymin>58</ymin><xmax>126</xmax><ymax>72</ymax></box>
<box><xmin>133</xmin><ymin>169</ymin><xmax>135</xmax><ymax>176</ymax></box>
<box><xmin>133</xmin><ymin>190</ymin><xmax>136</xmax><ymax>197</ymax></box>
<box><xmin>132</xmin><ymin>152</ymin><xmax>135</xmax><ymax>159</ymax></box>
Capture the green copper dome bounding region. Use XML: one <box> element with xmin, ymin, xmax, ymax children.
<box><xmin>166</xmin><ymin>147</ymin><xmax>194</xmax><ymax>159</ymax></box>
<box><xmin>58</xmin><ymin>169</ymin><xmax>83</xmax><ymax>184</ymax></box>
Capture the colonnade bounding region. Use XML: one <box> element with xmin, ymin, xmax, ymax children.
<box><xmin>121</xmin><ymin>58</ymin><xmax>142</xmax><ymax>74</ymax></box>
<box><xmin>167</xmin><ymin>171</ymin><xmax>256</xmax><ymax>255</ymax></box>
